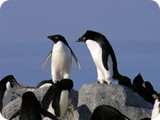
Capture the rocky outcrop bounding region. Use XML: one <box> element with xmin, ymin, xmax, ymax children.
<box><xmin>2</xmin><ymin>83</ymin><xmax>153</xmax><ymax>120</ymax></box>
<box><xmin>77</xmin><ymin>83</ymin><xmax>152</xmax><ymax>120</ymax></box>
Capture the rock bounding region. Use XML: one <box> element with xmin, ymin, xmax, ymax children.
<box><xmin>2</xmin><ymin>83</ymin><xmax>153</xmax><ymax>120</ymax></box>
<box><xmin>2</xmin><ymin>87</ymin><xmax>78</xmax><ymax>120</ymax></box>
<box><xmin>77</xmin><ymin>83</ymin><xmax>152</xmax><ymax>120</ymax></box>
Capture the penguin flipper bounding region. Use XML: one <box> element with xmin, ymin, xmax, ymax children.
<box><xmin>9</xmin><ymin>110</ymin><xmax>20</xmax><ymax>120</ymax></box>
<box><xmin>41</xmin><ymin>108</ymin><xmax>58</xmax><ymax>120</ymax></box>
<box><xmin>41</xmin><ymin>50</ymin><xmax>52</xmax><ymax>70</ymax></box>
<box><xmin>70</xmin><ymin>49</ymin><xmax>82</xmax><ymax>70</ymax></box>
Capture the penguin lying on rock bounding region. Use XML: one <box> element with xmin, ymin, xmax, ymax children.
<box><xmin>36</xmin><ymin>79</ymin><xmax>53</xmax><ymax>89</ymax></box>
<box><xmin>133</xmin><ymin>73</ymin><xmax>156</xmax><ymax>104</ymax></box>
<box><xmin>0</xmin><ymin>75</ymin><xmax>21</xmax><ymax>113</ymax></box>
<box><xmin>90</xmin><ymin>105</ymin><xmax>130</xmax><ymax>120</ymax></box>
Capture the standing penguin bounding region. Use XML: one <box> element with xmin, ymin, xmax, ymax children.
<box><xmin>77</xmin><ymin>30</ymin><xmax>121</xmax><ymax>84</ymax></box>
<box><xmin>9</xmin><ymin>91</ymin><xmax>58</xmax><ymax>120</ymax></box>
<box><xmin>151</xmin><ymin>93</ymin><xmax>160</xmax><ymax>120</ymax></box>
<box><xmin>42</xmin><ymin>35</ymin><xmax>81</xmax><ymax>83</ymax></box>
<box><xmin>90</xmin><ymin>105</ymin><xmax>130</xmax><ymax>120</ymax></box>
<box><xmin>41</xmin><ymin>79</ymin><xmax>73</xmax><ymax>118</ymax></box>
<box><xmin>0</xmin><ymin>75</ymin><xmax>21</xmax><ymax>113</ymax></box>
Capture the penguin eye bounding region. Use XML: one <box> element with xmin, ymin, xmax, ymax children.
<box><xmin>82</xmin><ymin>37</ymin><xmax>86</xmax><ymax>40</ymax></box>
<box><xmin>55</xmin><ymin>36</ymin><xmax>58</xmax><ymax>40</ymax></box>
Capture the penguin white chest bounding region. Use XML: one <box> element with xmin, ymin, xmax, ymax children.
<box><xmin>51</xmin><ymin>42</ymin><xmax>72</xmax><ymax>81</ymax></box>
<box><xmin>86</xmin><ymin>40</ymin><xmax>103</xmax><ymax>69</ymax></box>
<box><xmin>59</xmin><ymin>90</ymin><xmax>69</xmax><ymax>117</ymax></box>
<box><xmin>152</xmin><ymin>99</ymin><xmax>160</xmax><ymax>119</ymax></box>
<box><xmin>86</xmin><ymin>40</ymin><xmax>113</xmax><ymax>84</ymax></box>
<box><xmin>2</xmin><ymin>82</ymin><xmax>15</xmax><ymax>107</ymax></box>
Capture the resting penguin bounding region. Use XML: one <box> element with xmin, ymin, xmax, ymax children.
<box><xmin>41</xmin><ymin>79</ymin><xmax>73</xmax><ymax>118</ymax></box>
<box><xmin>9</xmin><ymin>91</ymin><xmax>58</xmax><ymax>120</ymax></box>
<box><xmin>151</xmin><ymin>93</ymin><xmax>160</xmax><ymax>120</ymax></box>
<box><xmin>90</xmin><ymin>105</ymin><xmax>130</xmax><ymax>120</ymax></box>
<box><xmin>42</xmin><ymin>34</ymin><xmax>81</xmax><ymax>83</ymax></box>
<box><xmin>77</xmin><ymin>30</ymin><xmax>129</xmax><ymax>84</ymax></box>
<box><xmin>144</xmin><ymin>81</ymin><xmax>157</xmax><ymax>96</ymax></box>
<box><xmin>133</xmin><ymin>73</ymin><xmax>155</xmax><ymax>104</ymax></box>
<box><xmin>36</xmin><ymin>79</ymin><xmax>53</xmax><ymax>89</ymax></box>
<box><xmin>0</xmin><ymin>75</ymin><xmax>21</xmax><ymax>113</ymax></box>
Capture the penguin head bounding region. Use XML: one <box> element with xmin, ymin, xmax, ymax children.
<box><xmin>0</xmin><ymin>75</ymin><xmax>21</xmax><ymax>110</ymax></box>
<box><xmin>133</xmin><ymin>73</ymin><xmax>144</xmax><ymax>86</ymax></box>
<box><xmin>0</xmin><ymin>75</ymin><xmax>20</xmax><ymax>97</ymax></box>
<box><xmin>22</xmin><ymin>91</ymin><xmax>37</xmax><ymax>102</ymax></box>
<box><xmin>47</xmin><ymin>34</ymin><xmax>68</xmax><ymax>46</ymax></box>
<box><xmin>77</xmin><ymin>30</ymin><xmax>105</xmax><ymax>43</ymax></box>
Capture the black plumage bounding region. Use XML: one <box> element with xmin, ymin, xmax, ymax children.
<box><xmin>9</xmin><ymin>91</ymin><xmax>58</xmax><ymax>120</ymax></box>
<box><xmin>90</xmin><ymin>105</ymin><xmax>130</xmax><ymax>120</ymax></box>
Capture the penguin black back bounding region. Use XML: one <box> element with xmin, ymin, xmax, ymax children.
<box><xmin>9</xmin><ymin>91</ymin><xmax>58</xmax><ymax>120</ymax></box>
<box><xmin>144</xmin><ymin>81</ymin><xmax>157</xmax><ymax>95</ymax></box>
<box><xmin>19</xmin><ymin>91</ymin><xmax>42</xmax><ymax>120</ymax></box>
<box><xmin>90</xmin><ymin>105</ymin><xmax>130</xmax><ymax>120</ymax></box>
<box><xmin>133</xmin><ymin>74</ymin><xmax>155</xmax><ymax>104</ymax></box>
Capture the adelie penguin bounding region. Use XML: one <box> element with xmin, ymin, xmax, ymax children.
<box><xmin>0</xmin><ymin>75</ymin><xmax>21</xmax><ymax>113</ymax></box>
<box><xmin>90</xmin><ymin>105</ymin><xmax>130</xmax><ymax>120</ymax></box>
<box><xmin>77</xmin><ymin>30</ymin><xmax>131</xmax><ymax>85</ymax></box>
<box><xmin>9</xmin><ymin>91</ymin><xmax>58</xmax><ymax>120</ymax></box>
<box><xmin>36</xmin><ymin>79</ymin><xmax>53</xmax><ymax>89</ymax></box>
<box><xmin>41</xmin><ymin>79</ymin><xmax>73</xmax><ymax>118</ymax></box>
<box><xmin>133</xmin><ymin>73</ymin><xmax>155</xmax><ymax>104</ymax></box>
<box><xmin>42</xmin><ymin>34</ymin><xmax>81</xmax><ymax>83</ymax></box>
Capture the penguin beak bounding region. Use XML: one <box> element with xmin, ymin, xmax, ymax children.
<box><xmin>76</xmin><ymin>36</ymin><xmax>86</xmax><ymax>42</ymax></box>
<box><xmin>41</xmin><ymin>50</ymin><xmax>52</xmax><ymax>70</ymax></box>
<box><xmin>76</xmin><ymin>37</ymin><xmax>82</xmax><ymax>42</ymax></box>
<box><xmin>48</xmin><ymin>35</ymin><xmax>52</xmax><ymax>39</ymax></box>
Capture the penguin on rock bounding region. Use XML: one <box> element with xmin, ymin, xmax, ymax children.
<box><xmin>90</xmin><ymin>105</ymin><xmax>130</xmax><ymax>120</ymax></box>
<box><xmin>77</xmin><ymin>30</ymin><xmax>132</xmax><ymax>86</ymax></box>
<box><xmin>0</xmin><ymin>75</ymin><xmax>21</xmax><ymax>113</ymax></box>
<box><xmin>9</xmin><ymin>91</ymin><xmax>58</xmax><ymax>120</ymax></box>
<box><xmin>41</xmin><ymin>79</ymin><xmax>73</xmax><ymax>118</ymax></box>
<box><xmin>36</xmin><ymin>79</ymin><xmax>53</xmax><ymax>89</ymax></box>
<box><xmin>42</xmin><ymin>34</ymin><xmax>81</xmax><ymax>83</ymax></box>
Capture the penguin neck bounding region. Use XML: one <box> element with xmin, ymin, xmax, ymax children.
<box><xmin>52</xmin><ymin>42</ymin><xmax>71</xmax><ymax>56</ymax></box>
<box><xmin>59</xmin><ymin>90</ymin><xmax>69</xmax><ymax>117</ymax></box>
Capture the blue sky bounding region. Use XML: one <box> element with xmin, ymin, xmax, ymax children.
<box><xmin>0</xmin><ymin>0</ymin><xmax>159</xmax><ymax>92</ymax></box>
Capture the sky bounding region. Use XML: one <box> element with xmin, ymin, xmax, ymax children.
<box><xmin>0</xmin><ymin>0</ymin><xmax>159</xmax><ymax>92</ymax></box>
